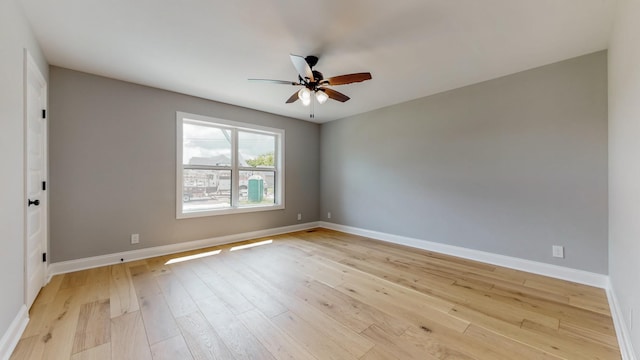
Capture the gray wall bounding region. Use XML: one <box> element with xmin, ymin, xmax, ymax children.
<box><xmin>49</xmin><ymin>67</ymin><xmax>320</xmax><ymax>262</ymax></box>
<box><xmin>0</xmin><ymin>0</ymin><xmax>48</xmax><ymax>349</ymax></box>
<box><xmin>321</xmin><ymin>51</ymin><xmax>608</xmax><ymax>274</ymax></box>
<box><xmin>609</xmin><ymin>0</ymin><xmax>640</xmax><ymax>356</ymax></box>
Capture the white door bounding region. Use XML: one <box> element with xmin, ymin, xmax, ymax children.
<box><xmin>25</xmin><ymin>51</ymin><xmax>47</xmax><ymax>309</ymax></box>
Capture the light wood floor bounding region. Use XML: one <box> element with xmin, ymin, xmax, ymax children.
<box><xmin>11</xmin><ymin>228</ymin><xmax>621</xmax><ymax>360</ymax></box>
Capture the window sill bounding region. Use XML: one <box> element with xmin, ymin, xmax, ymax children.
<box><xmin>176</xmin><ymin>203</ymin><xmax>285</xmax><ymax>219</ymax></box>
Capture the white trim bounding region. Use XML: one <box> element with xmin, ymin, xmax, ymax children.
<box><xmin>318</xmin><ymin>222</ymin><xmax>609</xmax><ymax>289</ymax></box>
<box><xmin>607</xmin><ymin>281</ymin><xmax>638</xmax><ymax>360</ymax></box>
<box><xmin>0</xmin><ymin>305</ymin><xmax>28</xmax><ymax>360</ymax></box>
<box><xmin>48</xmin><ymin>222</ymin><xmax>320</xmax><ymax>277</ymax></box>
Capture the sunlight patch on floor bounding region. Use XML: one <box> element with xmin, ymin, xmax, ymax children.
<box><xmin>230</xmin><ymin>239</ymin><xmax>273</xmax><ymax>252</ymax></box>
<box><xmin>165</xmin><ymin>249</ymin><xmax>222</xmax><ymax>265</ymax></box>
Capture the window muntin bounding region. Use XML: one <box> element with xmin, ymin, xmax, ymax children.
<box><xmin>177</xmin><ymin>112</ymin><xmax>284</xmax><ymax>218</ymax></box>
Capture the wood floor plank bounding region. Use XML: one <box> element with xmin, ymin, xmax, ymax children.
<box><xmin>294</xmin><ymin>279</ymin><xmax>409</xmax><ymax>335</ymax></box>
<box><xmin>70</xmin><ymin>343</ymin><xmax>111</xmax><ymax>360</ymax></box>
<box><xmin>110</xmin><ymin>311</ymin><xmax>152</xmax><ymax>360</ymax></box>
<box><xmin>369</xmin><ymin>323</ymin><xmax>509</xmax><ymax>360</ymax></box>
<box><xmin>72</xmin><ymin>299</ymin><xmax>111</xmax><ymax>354</ymax></box>
<box><xmin>130</xmin><ymin>264</ymin><xmax>162</xmax><ymax>299</ymax></box>
<box><xmin>196</xmin><ymin>295</ymin><xmax>276</xmax><ymax>360</ymax></box>
<box><xmin>558</xmin><ymin>320</ymin><xmax>620</xmax><ymax>349</ymax></box>
<box><xmin>34</xmin><ymin>274</ymin><xmax>64</xmax><ymax>305</ymax></box>
<box><xmin>60</xmin><ymin>270</ymin><xmax>89</xmax><ymax>290</ymax></box>
<box><xmin>359</xmin><ymin>346</ymin><xmax>401</xmax><ymax>360</ymax></box>
<box><xmin>35</xmin><ymin>286</ymin><xmax>86</xmax><ymax>359</ymax></box>
<box><xmin>239</xmin><ymin>243</ymin><xmax>347</xmax><ymax>288</ymax></box>
<box><xmin>489</xmin><ymin>284</ymin><xmax>615</xmax><ymax>336</ymax></box>
<box><xmin>205</xmin><ymin>255</ymin><xmax>288</xmax><ymax>318</ymax></box>
<box><xmin>271</xmin><ymin>311</ymin><xmax>360</xmax><ymax>360</ymax></box>
<box><xmin>169</xmin><ymin>262</ymin><xmax>215</xmax><ymax>301</ymax></box>
<box><xmin>138</xmin><ymin>293</ymin><xmax>180</xmax><ymax>345</ymax></box>
<box><xmin>130</xmin><ymin>263</ymin><xmax>180</xmax><ymax>345</ymax></box>
<box><xmin>150</xmin><ymin>335</ymin><xmax>194</xmax><ymax>360</ymax></box>
<box><xmin>192</xmin><ymin>259</ymin><xmax>255</xmax><ymax>315</ymax></box>
<box><xmin>80</xmin><ymin>267</ymin><xmax>111</xmax><ymax>303</ymax></box>
<box><xmin>9</xmin><ymin>336</ymin><xmax>41</xmax><ymax>360</ymax></box>
<box><xmin>360</xmin><ymin>325</ymin><xmax>440</xmax><ymax>360</ymax></box>
<box><xmin>109</xmin><ymin>263</ymin><xmax>139</xmax><ymax>318</ymax></box>
<box><xmin>145</xmin><ymin>255</ymin><xmax>174</xmax><ymax>276</ymax></box>
<box><xmin>569</xmin><ymin>294</ymin><xmax>614</xmax><ymax>315</ymax></box>
<box><xmin>237</xmin><ymin>309</ymin><xmax>318</xmax><ymax>360</ymax></box>
<box><xmin>155</xmin><ymin>272</ymin><xmax>199</xmax><ymax>318</ymax></box>
<box><xmin>176</xmin><ymin>311</ymin><xmax>235</xmax><ymax>360</ymax></box>
<box><xmin>463</xmin><ymin>324</ymin><xmax>562</xmax><ymax>360</ymax></box>
<box><xmin>228</xmin><ymin>253</ymin><xmax>377</xmax><ymax>358</ymax></box>
<box><xmin>451</xmin><ymin>305</ymin><xmax>619</xmax><ymax>359</ymax></box>
<box><xmin>524</xmin><ymin>278</ymin><xmax>605</xmax><ymax>299</ymax></box>
<box><xmin>335</xmin><ymin>279</ymin><xmax>469</xmax><ymax>334</ymax></box>
<box><xmin>21</xmin><ymin>302</ymin><xmax>48</xmax><ymax>339</ymax></box>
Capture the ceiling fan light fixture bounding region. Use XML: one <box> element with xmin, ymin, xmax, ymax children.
<box><xmin>298</xmin><ymin>88</ymin><xmax>311</xmax><ymax>106</ymax></box>
<box><xmin>315</xmin><ymin>90</ymin><xmax>329</xmax><ymax>104</ymax></box>
<box><xmin>250</xmin><ymin>54</ymin><xmax>372</xmax><ymax>109</ymax></box>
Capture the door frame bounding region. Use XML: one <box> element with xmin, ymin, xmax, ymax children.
<box><xmin>23</xmin><ymin>49</ymin><xmax>48</xmax><ymax>308</ymax></box>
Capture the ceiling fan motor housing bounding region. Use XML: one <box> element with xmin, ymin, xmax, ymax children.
<box><xmin>312</xmin><ymin>70</ymin><xmax>324</xmax><ymax>82</ymax></box>
<box><xmin>305</xmin><ymin>55</ymin><xmax>319</xmax><ymax>68</ymax></box>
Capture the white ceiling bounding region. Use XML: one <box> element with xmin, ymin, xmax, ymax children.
<box><xmin>20</xmin><ymin>0</ymin><xmax>617</xmax><ymax>123</ymax></box>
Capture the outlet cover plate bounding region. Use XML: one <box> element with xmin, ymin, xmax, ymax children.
<box><xmin>552</xmin><ymin>245</ymin><xmax>564</xmax><ymax>258</ymax></box>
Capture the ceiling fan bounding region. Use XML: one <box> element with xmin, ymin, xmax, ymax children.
<box><xmin>249</xmin><ymin>54</ymin><xmax>372</xmax><ymax>116</ymax></box>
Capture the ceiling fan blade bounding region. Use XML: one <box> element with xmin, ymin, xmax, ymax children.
<box><xmin>285</xmin><ymin>91</ymin><xmax>299</xmax><ymax>104</ymax></box>
<box><xmin>290</xmin><ymin>54</ymin><xmax>314</xmax><ymax>82</ymax></box>
<box><xmin>323</xmin><ymin>72</ymin><xmax>372</xmax><ymax>86</ymax></box>
<box><xmin>248</xmin><ymin>79</ymin><xmax>298</xmax><ymax>85</ymax></box>
<box><xmin>322</xmin><ymin>88</ymin><xmax>350</xmax><ymax>102</ymax></box>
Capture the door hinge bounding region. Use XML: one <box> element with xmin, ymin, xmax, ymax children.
<box><xmin>42</xmin><ymin>109</ymin><xmax>46</xmax><ymax>119</ymax></box>
<box><xmin>42</xmin><ymin>253</ymin><xmax>46</xmax><ymax>262</ymax></box>
<box><xmin>42</xmin><ymin>181</ymin><xmax>46</xmax><ymax>191</ymax></box>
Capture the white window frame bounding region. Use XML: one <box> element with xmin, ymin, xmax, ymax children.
<box><xmin>176</xmin><ymin>111</ymin><xmax>285</xmax><ymax>218</ymax></box>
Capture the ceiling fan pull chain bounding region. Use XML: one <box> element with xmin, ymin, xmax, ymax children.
<box><xmin>310</xmin><ymin>97</ymin><xmax>315</xmax><ymax>118</ymax></box>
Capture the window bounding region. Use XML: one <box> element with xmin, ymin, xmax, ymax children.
<box><xmin>176</xmin><ymin>112</ymin><xmax>284</xmax><ymax>218</ymax></box>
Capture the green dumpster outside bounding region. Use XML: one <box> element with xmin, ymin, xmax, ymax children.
<box><xmin>248</xmin><ymin>176</ymin><xmax>264</xmax><ymax>202</ymax></box>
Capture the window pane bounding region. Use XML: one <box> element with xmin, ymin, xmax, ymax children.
<box><xmin>239</xmin><ymin>131</ymin><xmax>275</xmax><ymax>168</ymax></box>
<box><xmin>183</xmin><ymin>122</ymin><xmax>232</xmax><ymax>166</ymax></box>
<box><xmin>182</xmin><ymin>169</ymin><xmax>231</xmax><ymax>212</ymax></box>
<box><xmin>238</xmin><ymin>170</ymin><xmax>275</xmax><ymax>207</ymax></box>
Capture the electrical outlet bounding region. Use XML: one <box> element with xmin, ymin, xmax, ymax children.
<box><xmin>327</xmin><ymin>212</ymin><xmax>332</xmax><ymax>219</ymax></box>
<box><xmin>552</xmin><ymin>245</ymin><xmax>564</xmax><ymax>258</ymax></box>
<box><xmin>131</xmin><ymin>233</ymin><xmax>140</xmax><ymax>244</ymax></box>
<box><xmin>297</xmin><ymin>213</ymin><xmax>302</xmax><ymax>221</ymax></box>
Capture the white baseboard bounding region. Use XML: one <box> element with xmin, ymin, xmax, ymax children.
<box><xmin>318</xmin><ymin>221</ymin><xmax>609</xmax><ymax>289</ymax></box>
<box><xmin>0</xmin><ymin>305</ymin><xmax>28</xmax><ymax>360</ymax></box>
<box><xmin>607</xmin><ymin>281</ymin><xmax>638</xmax><ymax>360</ymax></box>
<box><xmin>48</xmin><ymin>222</ymin><xmax>320</xmax><ymax>277</ymax></box>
